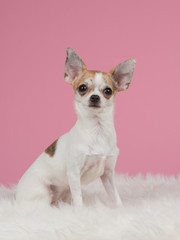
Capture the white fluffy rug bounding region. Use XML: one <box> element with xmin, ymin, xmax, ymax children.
<box><xmin>0</xmin><ymin>174</ymin><xmax>180</xmax><ymax>240</ymax></box>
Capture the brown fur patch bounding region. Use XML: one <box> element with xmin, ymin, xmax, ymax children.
<box><xmin>45</xmin><ymin>139</ymin><xmax>58</xmax><ymax>157</ymax></box>
<box><xmin>72</xmin><ymin>70</ymin><xmax>119</xmax><ymax>98</ymax></box>
<box><xmin>72</xmin><ymin>70</ymin><xmax>96</xmax><ymax>96</ymax></box>
<box><xmin>101</xmin><ymin>72</ymin><xmax>119</xmax><ymax>97</ymax></box>
<box><xmin>72</xmin><ymin>70</ymin><xmax>96</xmax><ymax>89</ymax></box>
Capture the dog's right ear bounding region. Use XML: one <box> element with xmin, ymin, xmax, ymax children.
<box><xmin>64</xmin><ymin>48</ymin><xmax>86</xmax><ymax>84</ymax></box>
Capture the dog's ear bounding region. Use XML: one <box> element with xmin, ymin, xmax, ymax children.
<box><xmin>64</xmin><ymin>48</ymin><xmax>86</xmax><ymax>84</ymax></box>
<box><xmin>110</xmin><ymin>59</ymin><xmax>136</xmax><ymax>91</ymax></box>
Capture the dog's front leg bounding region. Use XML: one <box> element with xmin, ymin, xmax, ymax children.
<box><xmin>101</xmin><ymin>168</ymin><xmax>122</xmax><ymax>207</ymax></box>
<box><xmin>67</xmin><ymin>169</ymin><xmax>82</xmax><ymax>207</ymax></box>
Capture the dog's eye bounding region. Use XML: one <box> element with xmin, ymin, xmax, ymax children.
<box><xmin>78</xmin><ymin>84</ymin><xmax>88</xmax><ymax>93</ymax></box>
<box><xmin>104</xmin><ymin>88</ymin><xmax>112</xmax><ymax>96</ymax></box>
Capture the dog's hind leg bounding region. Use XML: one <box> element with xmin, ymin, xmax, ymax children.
<box><xmin>16</xmin><ymin>176</ymin><xmax>52</xmax><ymax>205</ymax></box>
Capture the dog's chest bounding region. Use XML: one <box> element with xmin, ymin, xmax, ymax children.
<box><xmin>85</xmin><ymin>122</ymin><xmax>115</xmax><ymax>155</ymax></box>
<box><xmin>80</xmin><ymin>155</ymin><xmax>106</xmax><ymax>185</ymax></box>
<box><xmin>79</xmin><ymin>125</ymin><xmax>116</xmax><ymax>185</ymax></box>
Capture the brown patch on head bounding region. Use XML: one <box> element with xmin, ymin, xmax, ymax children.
<box><xmin>45</xmin><ymin>139</ymin><xmax>58</xmax><ymax>157</ymax></box>
<box><xmin>72</xmin><ymin>70</ymin><xmax>97</xmax><ymax>96</ymax></box>
<box><xmin>101</xmin><ymin>72</ymin><xmax>119</xmax><ymax>98</ymax></box>
<box><xmin>72</xmin><ymin>70</ymin><xmax>96</xmax><ymax>89</ymax></box>
<box><xmin>71</xmin><ymin>69</ymin><xmax>119</xmax><ymax>99</ymax></box>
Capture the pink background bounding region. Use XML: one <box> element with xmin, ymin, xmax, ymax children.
<box><xmin>0</xmin><ymin>0</ymin><xmax>180</xmax><ymax>185</ymax></box>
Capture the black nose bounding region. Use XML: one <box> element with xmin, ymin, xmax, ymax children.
<box><xmin>90</xmin><ymin>95</ymin><xmax>100</xmax><ymax>103</ymax></box>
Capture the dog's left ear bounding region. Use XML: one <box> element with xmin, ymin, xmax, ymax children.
<box><xmin>110</xmin><ymin>59</ymin><xmax>136</xmax><ymax>91</ymax></box>
<box><xmin>64</xmin><ymin>48</ymin><xmax>86</xmax><ymax>84</ymax></box>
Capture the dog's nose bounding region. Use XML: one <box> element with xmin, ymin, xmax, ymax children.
<box><xmin>90</xmin><ymin>95</ymin><xmax>100</xmax><ymax>103</ymax></box>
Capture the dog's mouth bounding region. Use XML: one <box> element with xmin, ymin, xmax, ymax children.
<box><xmin>88</xmin><ymin>103</ymin><xmax>101</xmax><ymax>108</ymax></box>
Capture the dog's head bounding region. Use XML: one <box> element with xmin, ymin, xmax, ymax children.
<box><xmin>64</xmin><ymin>48</ymin><xmax>136</xmax><ymax>112</ymax></box>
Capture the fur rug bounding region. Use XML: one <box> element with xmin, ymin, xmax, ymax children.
<box><xmin>0</xmin><ymin>174</ymin><xmax>180</xmax><ymax>240</ymax></box>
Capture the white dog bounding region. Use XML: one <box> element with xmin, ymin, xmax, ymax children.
<box><xmin>16</xmin><ymin>48</ymin><xmax>136</xmax><ymax>207</ymax></box>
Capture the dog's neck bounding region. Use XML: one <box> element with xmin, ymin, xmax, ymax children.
<box><xmin>74</xmin><ymin>101</ymin><xmax>115</xmax><ymax>132</ymax></box>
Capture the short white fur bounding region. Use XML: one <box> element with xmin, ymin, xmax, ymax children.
<box><xmin>16</xmin><ymin>48</ymin><xmax>136</xmax><ymax>207</ymax></box>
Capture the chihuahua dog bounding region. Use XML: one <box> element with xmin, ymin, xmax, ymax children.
<box><xmin>16</xmin><ymin>48</ymin><xmax>136</xmax><ymax>207</ymax></box>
